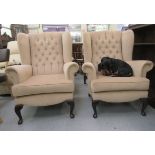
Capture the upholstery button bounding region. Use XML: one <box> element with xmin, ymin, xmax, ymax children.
<box><xmin>46</xmin><ymin>57</ymin><xmax>48</xmax><ymax>60</ymax></box>
<box><xmin>51</xmin><ymin>37</ymin><xmax>53</xmax><ymax>40</ymax></box>
<box><xmin>42</xmin><ymin>53</ymin><xmax>44</xmax><ymax>56</ymax></box>
<box><xmin>49</xmin><ymin>52</ymin><xmax>51</xmax><ymax>55</ymax></box>
<box><xmin>38</xmin><ymin>48</ymin><xmax>40</xmax><ymax>51</ymax></box>
<box><xmin>109</xmin><ymin>50</ymin><xmax>112</xmax><ymax>54</ymax></box>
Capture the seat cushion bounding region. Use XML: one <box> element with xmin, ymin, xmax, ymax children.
<box><xmin>91</xmin><ymin>75</ymin><xmax>149</xmax><ymax>93</ymax></box>
<box><xmin>12</xmin><ymin>74</ymin><xmax>74</xmax><ymax>97</ymax></box>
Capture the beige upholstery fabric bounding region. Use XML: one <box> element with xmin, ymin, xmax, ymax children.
<box><xmin>82</xmin><ymin>30</ymin><xmax>153</xmax><ymax>102</ymax></box>
<box><xmin>126</xmin><ymin>60</ymin><xmax>153</xmax><ymax>77</ymax></box>
<box><xmin>29</xmin><ymin>33</ymin><xmax>64</xmax><ymax>75</ymax></box>
<box><xmin>7</xmin><ymin>41</ymin><xmax>21</xmax><ymax>65</ymax></box>
<box><xmin>62</xmin><ymin>32</ymin><xmax>73</xmax><ymax>63</ymax></box>
<box><xmin>64</xmin><ymin>62</ymin><xmax>79</xmax><ymax>80</ymax></box>
<box><xmin>122</xmin><ymin>30</ymin><xmax>134</xmax><ymax>61</ymax></box>
<box><xmin>17</xmin><ymin>33</ymin><xmax>31</xmax><ymax>65</ymax></box>
<box><xmin>92</xmin><ymin>91</ymin><xmax>148</xmax><ymax>103</ymax></box>
<box><xmin>12</xmin><ymin>74</ymin><xmax>74</xmax><ymax>97</ymax></box>
<box><xmin>83</xmin><ymin>32</ymin><xmax>92</xmax><ymax>62</ymax></box>
<box><xmin>0</xmin><ymin>41</ymin><xmax>21</xmax><ymax>68</ymax></box>
<box><xmin>15</xmin><ymin>93</ymin><xmax>73</xmax><ymax>106</ymax></box>
<box><xmin>91</xmin><ymin>76</ymin><xmax>149</xmax><ymax>92</ymax></box>
<box><xmin>6</xmin><ymin>32</ymin><xmax>78</xmax><ymax>107</ymax></box>
<box><xmin>7</xmin><ymin>41</ymin><xmax>19</xmax><ymax>54</ymax></box>
<box><xmin>6</xmin><ymin>65</ymin><xmax>32</xmax><ymax>84</ymax></box>
<box><xmin>82</xmin><ymin>62</ymin><xmax>96</xmax><ymax>80</ymax></box>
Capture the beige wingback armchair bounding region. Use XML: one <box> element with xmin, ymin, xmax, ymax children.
<box><xmin>6</xmin><ymin>32</ymin><xmax>79</xmax><ymax>124</ymax></box>
<box><xmin>82</xmin><ymin>30</ymin><xmax>153</xmax><ymax>118</ymax></box>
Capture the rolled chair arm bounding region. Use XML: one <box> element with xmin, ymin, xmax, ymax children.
<box><xmin>126</xmin><ymin>60</ymin><xmax>154</xmax><ymax>77</ymax></box>
<box><xmin>5</xmin><ymin>65</ymin><xmax>32</xmax><ymax>85</ymax></box>
<box><xmin>63</xmin><ymin>62</ymin><xmax>79</xmax><ymax>80</ymax></box>
<box><xmin>82</xmin><ymin>62</ymin><xmax>96</xmax><ymax>80</ymax></box>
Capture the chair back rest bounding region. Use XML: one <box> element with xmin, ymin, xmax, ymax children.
<box><xmin>83</xmin><ymin>30</ymin><xmax>134</xmax><ymax>70</ymax></box>
<box><xmin>17</xmin><ymin>32</ymin><xmax>72</xmax><ymax>75</ymax></box>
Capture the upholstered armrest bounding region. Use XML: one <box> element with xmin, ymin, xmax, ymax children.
<box><xmin>5</xmin><ymin>65</ymin><xmax>32</xmax><ymax>84</ymax></box>
<box><xmin>63</xmin><ymin>62</ymin><xmax>79</xmax><ymax>80</ymax></box>
<box><xmin>126</xmin><ymin>60</ymin><xmax>154</xmax><ymax>77</ymax></box>
<box><xmin>82</xmin><ymin>62</ymin><xmax>96</xmax><ymax>80</ymax></box>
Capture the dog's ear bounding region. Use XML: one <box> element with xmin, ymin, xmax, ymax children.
<box><xmin>101</xmin><ymin>57</ymin><xmax>109</xmax><ymax>63</ymax></box>
<box><xmin>98</xmin><ymin>63</ymin><xmax>102</xmax><ymax>71</ymax></box>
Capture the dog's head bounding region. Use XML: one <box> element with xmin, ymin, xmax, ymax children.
<box><xmin>98</xmin><ymin>57</ymin><xmax>112</xmax><ymax>75</ymax></box>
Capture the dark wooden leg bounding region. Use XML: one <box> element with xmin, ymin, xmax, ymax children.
<box><xmin>92</xmin><ymin>100</ymin><xmax>98</xmax><ymax>118</ymax></box>
<box><xmin>67</xmin><ymin>100</ymin><xmax>75</xmax><ymax>119</ymax></box>
<box><xmin>141</xmin><ymin>98</ymin><xmax>148</xmax><ymax>116</ymax></box>
<box><xmin>15</xmin><ymin>104</ymin><xmax>23</xmax><ymax>125</ymax></box>
<box><xmin>84</xmin><ymin>73</ymin><xmax>87</xmax><ymax>84</ymax></box>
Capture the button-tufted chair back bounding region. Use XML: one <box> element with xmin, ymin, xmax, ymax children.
<box><xmin>17</xmin><ymin>32</ymin><xmax>72</xmax><ymax>75</ymax></box>
<box><xmin>83</xmin><ymin>30</ymin><xmax>134</xmax><ymax>70</ymax></box>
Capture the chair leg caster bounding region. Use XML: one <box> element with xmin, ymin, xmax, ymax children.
<box><xmin>67</xmin><ymin>100</ymin><xmax>75</xmax><ymax>119</ymax></box>
<box><xmin>92</xmin><ymin>100</ymin><xmax>98</xmax><ymax>119</ymax></box>
<box><xmin>15</xmin><ymin>104</ymin><xmax>23</xmax><ymax>125</ymax></box>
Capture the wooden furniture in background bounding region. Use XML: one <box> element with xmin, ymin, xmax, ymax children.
<box><xmin>127</xmin><ymin>24</ymin><xmax>155</xmax><ymax>106</ymax></box>
<box><xmin>10</xmin><ymin>24</ymin><xmax>28</xmax><ymax>40</ymax></box>
<box><xmin>0</xmin><ymin>24</ymin><xmax>28</xmax><ymax>48</ymax></box>
<box><xmin>72</xmin><ymin>42</ymin><xmax>84</xmax><ymax>72</ymax></box>
<box><xmin>72</xmin><ymin>42</ymin><xmax>87</xmax><ymax>84</ymax></box>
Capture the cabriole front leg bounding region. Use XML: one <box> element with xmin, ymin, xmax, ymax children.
<box><xmin>92</xmin><ymin>100</ymin><xmax>98</xmax><ymax>118</ymax></box>
<box><xmin>67</xmin><ymin>100</ymin><xmax>75</xmax><ymax>118</ymax></box>
<box><xmin>84</xmin><ymin>73</ymin><xmax>87</xmax><ymax>84</ymax></box>
<box><xmin>141</xmin><ymin>98</ymin><xmax>148</xmax><ymax>116</ymax></box>
<box><xmin>15</xmin><ymin>104</ymin><xmax>24</xmax><ymax>125</ymax></box>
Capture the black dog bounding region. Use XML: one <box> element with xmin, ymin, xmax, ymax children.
<box><xmin>98</xmin><ymin>57</ymin><xmax>133</xmax><ymax>77</ymax></box>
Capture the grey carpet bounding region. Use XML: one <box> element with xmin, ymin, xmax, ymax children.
<box><xmin>0</xmin><ymin>74</ymin><xmax>155</xmax><ymax>131</ymax></box>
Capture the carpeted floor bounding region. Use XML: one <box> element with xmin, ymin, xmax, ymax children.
<box><xmin>0</xmin><ymin>74</ymin><xmax>155</xmax><ymax>131</ymax></box>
